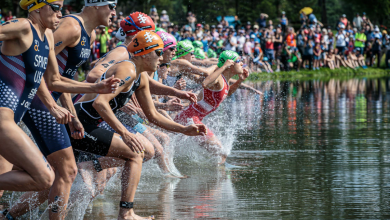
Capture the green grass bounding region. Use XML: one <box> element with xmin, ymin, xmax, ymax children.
<box><xmin>244</xmin><ymin>67</ymin><xmax>390</xmax><ymax>82</ymax></box>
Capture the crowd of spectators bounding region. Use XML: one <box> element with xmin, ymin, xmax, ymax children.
<box><xmin>2</xmin><ymin>7</ymin><xmax>390</xmax><ymax>73</ymax></box>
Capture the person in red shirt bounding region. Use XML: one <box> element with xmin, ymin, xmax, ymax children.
<box><xmin>5</xmin><ymin>11</ymin><xmax>13</xmax><ymax>21</ymax></box>
<box><xmin>340</xmin><ymin>14</ymin><xmax>348</xmax><ymax>27</ymax></box>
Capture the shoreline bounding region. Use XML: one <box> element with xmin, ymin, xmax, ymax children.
<box><xmin>244</xmin><ymin>67</ymin><xmax>390</xmax><ymax>82</ymax></box>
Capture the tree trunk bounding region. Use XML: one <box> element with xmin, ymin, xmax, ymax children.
<box><xmin>321</xmin><ymin>0</ymin><xmax>328</xmax><ymax>26</ymax></box>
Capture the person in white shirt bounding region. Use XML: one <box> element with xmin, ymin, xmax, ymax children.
<box><xmin>353</xmin><ymin>13</ymin><xmax>363</xmax><ymax>30</ymax></box>
<box><xmin>236</xmin><ymin>30</ymin><xmax>246</xmax><ymax>53</ymax></box>
<box><xmin>224</xmin><ymin>32</ymin><xmax>237</xmax><ymax>51</ymax></box>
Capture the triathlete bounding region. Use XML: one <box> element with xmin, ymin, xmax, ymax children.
<box><xmin>174</xmin><ymin>50</ymin><xmax>249</xmax><ymax>164</ymax></box>
<box><xmin>5</xmin><ymin>1</ymin><xmax>120</xmax><ymax>219</ymax></box>
<box><xmin>84</xmin><ymin>13</ymin><xmax>196</xmax><ymax>177</ymax></box>
<box><xmin>0</xmin><ymin>0</ymin><xmax>72</xmax><ymax>218</ymax></box>
<box><xmin>70</xmin><ymin>30</ymin><xmax>206</xmax><ymax>220</ymax></box>
<box><xmin>167</xmin><ymin>40</ymin><xmax>217</xmax><ymax>88</ymax></box>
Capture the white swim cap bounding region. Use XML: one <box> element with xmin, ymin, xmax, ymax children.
<box><xmin>84</xmin><ymin>0</ymin><xmax>117</xmax><ymax>7</ymax></box>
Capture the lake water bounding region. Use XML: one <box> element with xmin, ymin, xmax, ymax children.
<box><xmin>2</xmin><ymin>77</ymin><xmax>390</xmax><ymax>219</ymax></box>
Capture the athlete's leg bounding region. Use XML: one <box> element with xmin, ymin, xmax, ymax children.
<box><xmin>198</xmin><ymin>133</ymin><xmax>227</xmax><ymax>164</ymax></box>
<box><xmin>106</xmin><ymin>134</ymin><xmax>152</xmax><ymax>220</ymax></box>
<box><xmin>0</xmin><ymin>155</ymin><xmax>13</xmax><ymax>200</ymax></box>
<box><xmin>0</xmin><ymin>109</ymin><xmax>55</xmax><ymax>192</ymax></box>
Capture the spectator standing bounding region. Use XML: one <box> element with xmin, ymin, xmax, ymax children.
<box><xmin>384</xmin><ymin>33</ymin><xmax>390</xmax><ymax>69</ymax></box>
<box><xmin>160</xmin><ymin>10</ymin><xmax>170</xmax><ymax>29</ymax></box>
<box><xmin>335</xmin><ymin>27</ymin><xmax>348</xmax><ymax>55</ymax></box>
<box><xmin>340</xmin><ymin>14</ymin><xmax>348</xmax><ymax>27</ymax></box>
<box><xmin>354</xmin><ymin>28</ymin><xmax>366</xmax><ymax>52</ymax></box>
<box><xmin>187</xmin><ymin>12</ymin><xmax>196</xmax><ymax>31</ymax></box>
<box><xmin>371</xmin><ymin>27</ymin><xmax>382</xmax><ymax>67</ymax></box>
<box><xmin>265</xmin><ymin>36</ymin><xmax>275</xmax><ymax>65</ymax></box>
<box><xmin>257</xmin><ymin>13</ymin><xmax>268</xmax><ymax>29</ymax></box>
<box><xmin>220</xmin><ymin>16</ymin><xmax>229</xmax><ymax>28</ymax></box>
<box><xmin>224</xmin><ymin>32</ymin><xmax>237</xmax><ymax>51</ymax></box>
<box><xmin>303</xmin><ymin>39</ymin><xmax>315</xmax><ymax>69</ymax></box>
<box><xmin>297</xmin><ymin>30</ymin><xmax>306</xmax><ymax>56</ymax></box>
<box><xmin>300</xmin><ymin>12</ymin><xmax>307</xmax><ymax>25</ymax></box>
<box><xmin>274</xmin><ymin>27</ymin><xmax>283</xmax><ymax>72</ymax></box>
<box><xmin>150</xmin><ymin>8</ymin><xmax>159</xmax><ymax>24</ymax></box>
<box><xmin>237</xmin><ymin>30</ymin><xmax>246</xmax><ymax>53</ymax></box>
<box><xmin>97</xmin><ymin>26</ymin><xmax>111</xmax><ymax>57</ymax></box>
<box><xmin>5</xmin><ymin>11</ymin><xmax>13</xmax><ymax>21</ymax></box>
<box><xmin>286</xmin><ymin>27</ymin><xmax>297</xmax><ymax>48</ymax></box>
<box><xmin>280</xmin><ymin>11</ymin><xmax>288</xmax><ymax>34</ymax></box>
<box><xmin>353</xmin><ymin>13</ymin><xmax>363</xmax><ymax>30</ymax></box>
<box><xmin>233</xmin><ymin>15</ymin><xmax>242</xmax><ymax>30</ymax></box>
<box><xmin>196</xmin><ymin>24</ymin><xmax>203</xmax><ymax>39</ymax></box>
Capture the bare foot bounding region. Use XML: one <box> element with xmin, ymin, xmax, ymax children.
<box><xmin>118</xmin><ymin>214</ymin><xmax>154</xmax><ymax>220</ymax></box>
<box><xmin>218</xmin><ymin>155</ymin><xmax>227</xmax><ymax>165</ymax></box>
<box><xmin>77</xmin><ymin>162</ymin><xmax>96</xmax><ymax>195</ymax></box>
<box><xmin>164</xmin><ymin>174</ymin><xmax>189</xmax><ymax>179</ymax></box>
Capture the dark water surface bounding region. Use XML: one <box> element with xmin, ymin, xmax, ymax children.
<box><xmin>2</xmin><ymin>77</ymin><xmax>390</xmax><ymax>219</ymax></box>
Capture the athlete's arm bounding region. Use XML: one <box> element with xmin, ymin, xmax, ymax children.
<box><xmin>148</xmin><ymin>74</ymin><xmax>197</xmax><ymax>103</ymax></box>
<box><xmin>136</xmin><ymin>73</ymin><xmax>206</xmax><ymax>136</ymax></box>
<box><xmin>228</xmin><ymin>69</ymin><xmax>250</xmax><ymax>96</ymax></box>
<box><xmin>92</xmin><ymin>63</ymin><xmax>137</xmax><ymax>135</ymax></box>
<box><xmin>0</xmin><ymin>18</ymin><xmax>30</xmax><ymax>41</ymax></box>
<box><xmin>52</xmin><ymin>17</ymin><xmax>81</xmax><ymax>54</ymax></box>
<box><xmin>59</xmin><ymin>93</ymin><xmax>84</xmax><ymax>139</ymax></box>
<box><xmin>229</xmin><ymin>78</ymin><xmax>262</xmax><ymax>95</ymax></box>
<box><xmin>202</xmin><ymin>60</ymin><xmax>234</xmax><ymax>89</ymax></box>
<box><xmin>86</xmin><ymin>48</ymin><xmax>129</xmax><ymax>83</ymax></box>
<box><xmin>36</xmin><ymin>78</ymin><xmax>74</xmax><ymax>124</ymax></box>
<box><xmin>175</xmin><ymin>59</ymin><xmax>216</xmax><ymax>77</ymax></box>
<box><xmin>44</xmin><ymin>30</ymin><xmax>120</xmax><ymax>94</ymax></box>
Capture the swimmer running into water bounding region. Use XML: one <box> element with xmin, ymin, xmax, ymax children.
<box><xmin>175</xmin><ymin>50</ymin><xmax>250</xmax><ymax>164</ymax></box>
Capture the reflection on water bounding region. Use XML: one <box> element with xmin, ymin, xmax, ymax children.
<box><xmin>2</xmin><ymin>77</ymin><xmax>390</xmax><ymax>219</ymax></box>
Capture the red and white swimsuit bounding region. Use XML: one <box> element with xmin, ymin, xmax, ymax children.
<box><xmin>174</xmin><ymin>75</ymin><xmax>229</xmax><ymax>138</ymax></box>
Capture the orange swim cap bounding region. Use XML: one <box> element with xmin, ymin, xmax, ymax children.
<box><xmin>128</xmin><ymin>30</ymin><xmax>163</xmax><ymax>56</ymax></box>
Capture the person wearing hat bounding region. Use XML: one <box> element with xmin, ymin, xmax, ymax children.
<box><xmin>160</xmin><ymin>10</ymin><xmax>170</xmax><ymax>29</ymax></box>
<box><xmin>280</xmin><ymin>11</ymin><xmax>288</xmax><ymax>34</ymax></box>
<box><xmin>340</xmin><ymin>14</ymin><xmax>348</xmax><ymax>27</ymax></box>
<box><xmin>353</xmin><ymin>13</ymin><xmax>363</xmax><ymax>30</ymax></box>
<box><xmin>187</xmin><ymin>11</ymin><xmax>197</xmax><ymax>30</ymax></box>
<box><xmin>371</xmin><ymin>27</ymin><xmax>382</xmax><ymax>67</ymax></box>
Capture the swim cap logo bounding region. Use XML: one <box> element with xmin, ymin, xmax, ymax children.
<box><xmin>182</xmin><ymin>41</ymin><xmax>192</xmax><ymax>48</ymax></box>
<box><xmin>225</xmin><ymin>51</ymin><xmax>233</xmax><ymax>57</ymax></box>
<box><xmin>137</xmin><ymin>14</ymin><xmax>147</xmax><ymax>24</ymax></box>
<box><xmin>81</xmin><ymin>36</ymin><xmax>87</xmax><ymax>46</ymax></box>
<box><xmin>160</xmin><ymin>33</ymin><xmax>168</xmax><ymax>42</ymax></box>
<box><xmin>34</xmin><ymin>39</ymin><xmax>39</xmax><ymax>52</ymax></box>
<box><xmin>144</xmin><ymin>32</ymin><xmax>154</xmax><ymax>43</ymax></box>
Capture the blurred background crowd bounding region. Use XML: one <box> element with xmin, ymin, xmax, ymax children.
<box><xmin>1</xmin><ymin>0</ymin><xmax>390</xmax><ymax>74</ymax></box>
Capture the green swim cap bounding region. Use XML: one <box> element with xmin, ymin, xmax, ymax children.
<box><xmin>217</xmin><ymin>50</ymin><xmax>239</xmax><ymax>68</ymax></box>
<box><xmin>192</xmin><ymin>40</ymin><xmax>203</xmax><ymax>49</ymax></box>
<box><xmin>155</xmin><ymin>27</ymin><xmax>167</xmax><ymax>32</ymax></box>
<box><xmin>207</xmin><ymin>49</ymin><xmax>216</xmax><ymax>58</ymax></box>
<box><xmin>194</xmin><ymin>48</ymin><xmax>206</xmax><ymax>60</ymax></box>
<box><xmin>176</xmin><ymin>40</ymin><xmax>195</xmax><ymax>58</ymax></box>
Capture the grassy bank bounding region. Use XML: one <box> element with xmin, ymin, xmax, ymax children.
<box><xmin>245</xmin><ymin>67</ymin><xmax>390</xmax><ymax>82</ymax></box>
